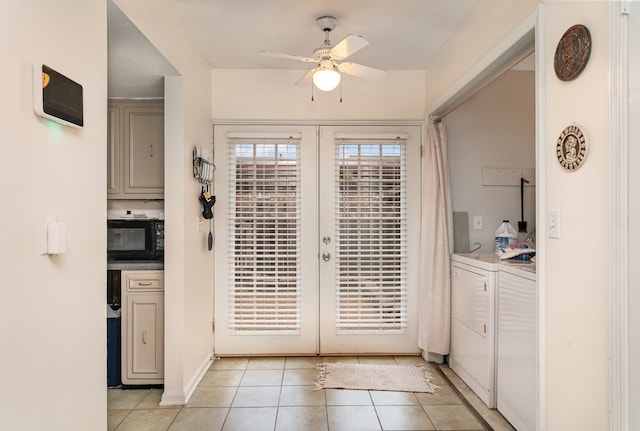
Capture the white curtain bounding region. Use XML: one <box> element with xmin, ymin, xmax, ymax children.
<box><xmin>418</xmin><ymin>121</ymin><xmax>453</xmax><ymax>355</ymax></box>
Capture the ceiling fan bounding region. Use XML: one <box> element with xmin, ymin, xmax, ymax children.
<box><xmin>258</xmin><ymin>16</ymin><xmax>387</xmax><ymax>99</ymax></box>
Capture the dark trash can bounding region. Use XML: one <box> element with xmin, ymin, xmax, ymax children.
<box><xmin>107</xmin><ymin>311</ymin><xmax>121</xmax><ymax>387</ymax></box>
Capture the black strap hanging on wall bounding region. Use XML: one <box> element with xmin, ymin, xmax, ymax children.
<box><xmin>199</xmin><ymin>186</ymin><xmax>216</xmax><ymax>220</ymax></box>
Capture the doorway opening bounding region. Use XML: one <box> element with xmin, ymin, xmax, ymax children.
<box><xmin>213</xmin><ymin>124</ymin><xmax>422</xmax><ymax>356</ymax></box>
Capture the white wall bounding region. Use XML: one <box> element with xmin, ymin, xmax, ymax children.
<box><xmin>542</xmin><ymin>2</ymin><xmax>609</xmax><ymax>430</ymax></box>
<box><xmin>628</xmin><ymin>2</ymin><xmax>640</xmax><ymax>428</ymax></box>
<box><xmin>0</xmin><ymin>1</ymin><xmax>616</xmax><ymax>429</ymax></box>
<box><xmin>212</xmin><ymin>69</ymin><xmax>426</xmax><ymax>120</ymax></box>
<box><xmin>114</xmin><ymin>0</ymin><xmax>214</xmax><ymax>404</ymax></box>
<box><xmin>426</xmin><ymin>1</ymin><xmax>611</xmax><ymax>429</ymax></box>
<box><xmin>0</xmin><ymin>1</ymin><xmax>107</xmax><ymax>430</ymax></box>
<box><xmin>424</xmin><ymin>0</ymin><xmax>540</xmax><ymax>111</ymax></box>
<box><xmin>446</xmin><ymin>70</ymin><xmax>536</xmax><ymax>252</ymax></box>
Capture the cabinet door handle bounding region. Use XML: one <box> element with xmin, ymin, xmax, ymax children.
<box><xmin>149</xmin><ymin>144</ymin><xmax>154</xmax><ymax>157</ymax></box>
<box><xmin>138</xmin><ymin>281</ymin><xmax>152</xmax><ymax>286</ymax></box>
<box><xmin>143</xmin><ymin>330</ymin><xmax>147</xmax><ymax>344</ymax></box>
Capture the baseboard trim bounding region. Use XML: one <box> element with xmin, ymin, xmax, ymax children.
<box><xmin>158</xmin><ymin>390</ymin><xmax>186</xmax><ymax>407</ymax></box>
<box><xmin>183</xmin><ymin>353</ymin><xmax>215</xmax><ymax>404</ymax></box>
<box><xmin>159</xmin><ymin>353</ymin><xmax>214</xmax><ymax>406</ymax></box>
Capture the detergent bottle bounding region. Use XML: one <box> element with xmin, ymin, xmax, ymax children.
<box><xmin>495</xmin><ymin>220</ymin><xmax>517</xmax><ymax>254</ymax></box>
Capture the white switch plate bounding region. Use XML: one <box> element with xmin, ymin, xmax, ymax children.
<box><xmin>473</xmin><ymin>216</ymin><xmax>483</xmax><ymax>230</ymax></box>
<box><xmin>40</xmin><ymin>213</ymin><xmax>57</xmax><ymax>255</ymax></box>
<box><xmin>548</xmin><ymin>209</ymin><xmax>560</xmax><ymax>238</ymax></box>
<box><xmin>47</xmin><ymin>222</ymin><xmax>66</xmax><ymax>254</ymax></box>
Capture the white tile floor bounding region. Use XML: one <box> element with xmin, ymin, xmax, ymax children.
<box><xmin>108</xmin><ymin>356</ymin><xmax>502</xmax><ymax>431</ymax></box>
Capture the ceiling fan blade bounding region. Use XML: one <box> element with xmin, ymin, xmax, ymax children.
<box><xmin>337</xmin><ymin>62</ymin><xmax>387</xmax><ymax>81</ymax></box>
<box><xmin>294</xmin><ymin>68</ymin><xmax>316</xmax><ymax>86</ymax></box>
<box><xmin>330</xmin><ymin>35</ymin><xmax>369</xmax><ymax>60</ymax></box>
<box><xmin>258</xmin><ymin>50</ymin><xmax>316</xmax><ymax>63</ymax></box>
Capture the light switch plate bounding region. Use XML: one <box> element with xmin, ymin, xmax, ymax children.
<box><xmin>40</xmin><ymin>213</ymin><xmax>58</xmax><ymax>255</ymax></box>
<box><xmin>548</xmin><ymin>209</ymin><xmax>560</xmax><ymax>238</ymax></box>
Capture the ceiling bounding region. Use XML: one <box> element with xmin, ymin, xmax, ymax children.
<box><xmin>108</xmin><ymin>0</ymin><xmax>480</xmax><ymax>97</ymax></box>
<box><xmin>108</xmin><ymin>1</ymin><xmax>177</xmax><ymax>97</ymax></box>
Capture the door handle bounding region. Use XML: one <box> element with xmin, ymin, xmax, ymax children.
<box><xmin>322</xmin><ymin>252</ymin><xmax>331</xmax><ymax>261</ymax></box>
<box><xmin>142</xmin><ymin>330</ymin><xmax>147</xmax><ymax>344</ymax></box>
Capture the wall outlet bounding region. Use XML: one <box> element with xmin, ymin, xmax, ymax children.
<box><xmin>473</xmin><ymin>216</ymin><xmax>483</xmax><ymax>230</ymax></box>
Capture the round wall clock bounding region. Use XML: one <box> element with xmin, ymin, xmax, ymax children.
<box><xmin>556</xmin><ymin>124</ymin><xmax>588</xmax><ymax>171</ymax></box>
<box><xmin>554</xmin><ymin>24</ymin><xmax>591</xmax><ymax>81</ymax></box>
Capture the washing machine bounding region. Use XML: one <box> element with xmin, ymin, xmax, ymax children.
<box><xmin>497</xmin><ymin>263</ymin><xmax>536</xmax><ymax>431</ymax></box>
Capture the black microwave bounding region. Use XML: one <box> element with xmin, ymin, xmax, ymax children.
<box><xmin>107</xmin><ymin>219</ymin><xmax>164</xmax><ymax>261</ymax></box>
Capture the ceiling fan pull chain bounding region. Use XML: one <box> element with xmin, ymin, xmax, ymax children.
<box><xmin>339</xmin><ymin>79</ymin><xmax>343</xmax><ymax>103</ymax></box>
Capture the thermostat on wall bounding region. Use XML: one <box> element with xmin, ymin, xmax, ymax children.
<box><xmin>33</xmin><ymin>63</ymin><xmax>83</xmax><ymax>128</ymax></box>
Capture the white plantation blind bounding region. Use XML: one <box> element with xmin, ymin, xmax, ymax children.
<box><xmin>335</xmin><ymin>136</ymin><xmax>408</xmax><ymax>333</ymax></box>
<box><xmin>227</xmin><ymin>134</ymin><xmax>301</xmax><ymax>332</ymax></box>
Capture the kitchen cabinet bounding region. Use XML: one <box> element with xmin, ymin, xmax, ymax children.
<box><xmin>121</xmin><ymin>270</ymin><xmax>164</xmax><ymax>384</ymax></box>
<box><xmin>107</xmin><ymin>104</ymin><xmax>121</xmax><ymax>195</ymax></box>
<box><xmin>497</xmin><ymin>265</ymin><xmax>536</xmax><ymax>431</ymax></box>
<box><xmin>450</xmin><ymin>253</ymin><xmax>498</xmax><ymax>408</ymax></box>
<box><xmin>107</xmin><ymin>100</ymin><xmax>164</xmax><ymax>199</ymax></box>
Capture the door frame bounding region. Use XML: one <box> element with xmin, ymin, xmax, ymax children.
<box><xmin>213</xmin><ymin>124</ymin><xmax>319</xmax><ymax>355</ymax></box>
<box><xmin>212</xmin><ymin>121</ymin><xmax>424</xmax><ymax>356</ymax></box>
<box><xmin>317</xmin><ymin>125</ymin><xmax>422</xmax><ymax>354</ymax></box>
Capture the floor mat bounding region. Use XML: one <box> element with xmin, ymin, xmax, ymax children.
<box><xmin>315</xmin><ymin>362</ymin><xmax>438</xmax><ymax>393</ymax></box>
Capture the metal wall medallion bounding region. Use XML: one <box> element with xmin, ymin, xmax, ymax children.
<box><xmin>554</xmin><ymin>24</ymin><xmax>591</xmax><ymax>81</ymax></box>
<box><xmin>556</xmin><ymin>124</ymin><xmax>588</xmax><ymax>171</ymax></box>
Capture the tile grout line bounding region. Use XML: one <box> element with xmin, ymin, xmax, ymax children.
<box><xmin>273</xmin><ymin>361</ymin><xmax>285</xmax><ymax>431</ymax></box>
<box><xmin>323</xmin><ymin>358</ymin><xmax>330</xmax><ymax>431</ymax></box>
<box><xmin>228</xmin><ymin>360</ymin><xmax>249</xmax><ymax>430</ymax></box>
<box><xmin>111</xmin><ymin>356</ymin><xmax>489</xmax><ymax>431</ymax></box>
<box><xmin>434</xmin><ymin>365</ymin><xmax>494</xmax><ymax>431</ymax></box>
<box><xmin>368</xmin><ymin>390</ymin><xmax>385</xmax><ymax>431</ymax></box>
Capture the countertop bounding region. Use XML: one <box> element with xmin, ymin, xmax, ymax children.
<box><xmin>451</xmin><ymin>253</ymin><xmax>501</xmax><ymax>271</ymax></box>
<box><xmin>107</xmin><ymin>260</ymin><xmax>164</xmax><ymax>270</ymax></box>
<box><xmin>452</xmin><ymin>253</ymin><xmax>536</xmax><ymax>277</ymax></box>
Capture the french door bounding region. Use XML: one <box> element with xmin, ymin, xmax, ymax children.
<box><xmin>318</xmin><ymin>126</ymin><xmax>420</xmax><ymax>354</ymax></box>
<box><xmin>213</xmin><ymin>124</ymin><xmax>421</xmax><ymax>355</ymax></box>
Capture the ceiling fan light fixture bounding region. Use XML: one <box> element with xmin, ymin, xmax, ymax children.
<box><xmin>313</xmin><ymin>61</ymin><xmax>341</xmax><ymax>91</ymax></box>
<box><xmin>260</xmin><ymin>15</ymin><xmax>386</xmax><ymax>97</ymax></box>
